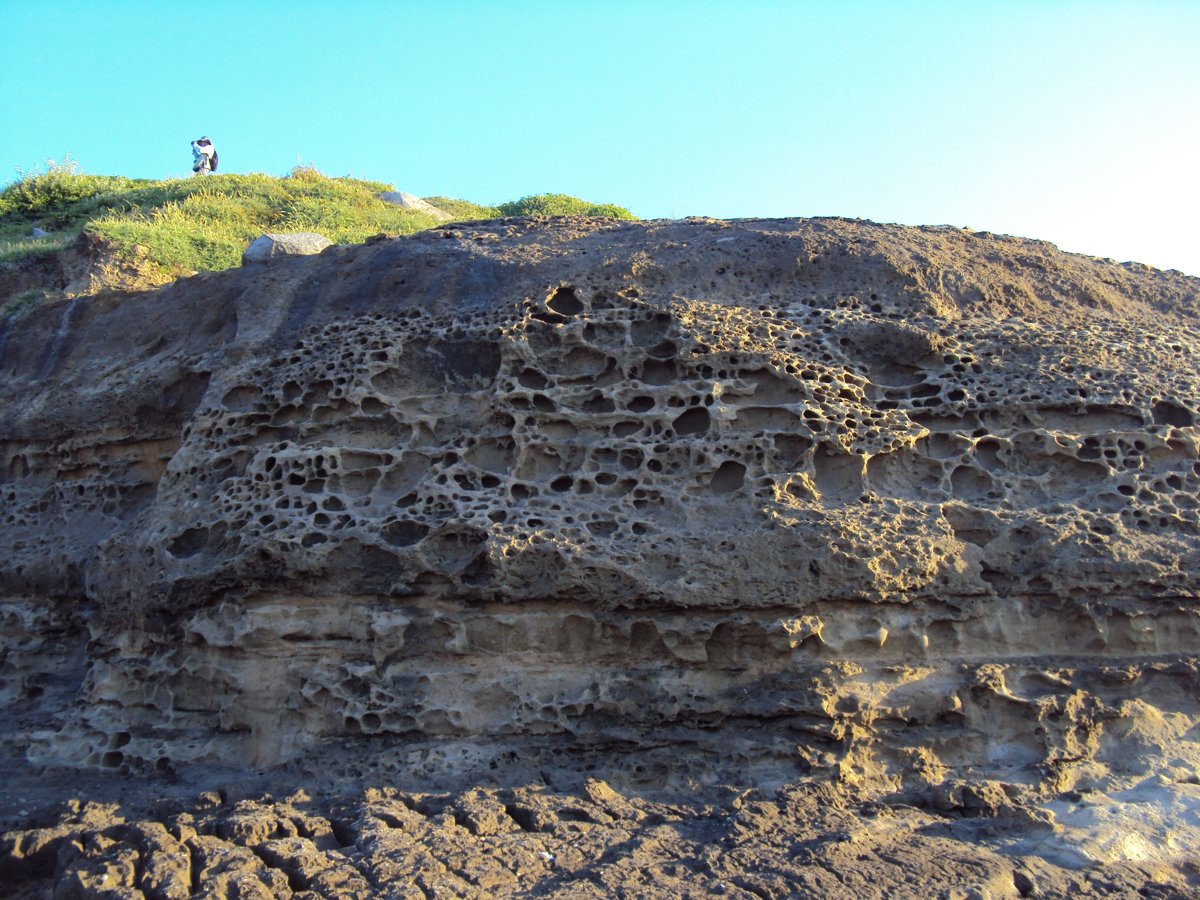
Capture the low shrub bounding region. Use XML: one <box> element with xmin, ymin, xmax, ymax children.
<box><xmin>498</xmin><ymin>194</ymin><xmax>636</xmax><ymax>220</ymax></box>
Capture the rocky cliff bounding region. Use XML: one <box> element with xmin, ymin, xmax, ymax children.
<box><xmin>1</xmin><ymin>215</ymin><xmax>1199</xmax><ymax>891</ymax></box>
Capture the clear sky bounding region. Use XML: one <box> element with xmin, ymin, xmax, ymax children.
<box><xmin>2</xmin><ymin>0</ymin><xmax>1198</xmax><ymax>274</ymax></box>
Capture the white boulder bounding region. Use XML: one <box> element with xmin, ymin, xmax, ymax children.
<box><xmin>377</xmin><ymin>192</ymin><xmax>453</xmax><ymax>221</ymax></box>
<box><xmin>242</xmin><ymin>232</ymin><xmax>333</xmax><ymax>264</ymax></box>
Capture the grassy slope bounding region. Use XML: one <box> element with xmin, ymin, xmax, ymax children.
<box><xmin>0</xmin><ymin>163</ymin><xmax>635</xmax><ymax>282</ymax></box>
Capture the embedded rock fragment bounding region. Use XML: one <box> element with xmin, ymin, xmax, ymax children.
<box><xmin>242</xmin><ymin>231</ymin><xmax>333</xmax><ymax>263</ymax></box>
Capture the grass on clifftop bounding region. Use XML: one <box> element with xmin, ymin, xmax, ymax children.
<box><xmin>0</xmin><ymin>160</ymin><xmax>636</xmax><ymax>279</ymax></box>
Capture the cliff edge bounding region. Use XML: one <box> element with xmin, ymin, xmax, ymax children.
<box><xmin>2</xmin><ymin>215</ymin><xmax>1198</xmax><ymax>896</ymax></box>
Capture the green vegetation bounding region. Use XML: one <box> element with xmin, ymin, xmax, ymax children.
<box><xmin>0</xmin><ymin>289</ymin><xmax>41</xmax><ymax>319</ymax></box>
<box><xmin>498</xmin><ymin>194</ymin><xmax>636</xmax><ymax>219</ymax></box>
<box><xmin>423</xmin><ymin>196</ymin><xmax>503</xmax><ymax>220</ymax></box>
<box><xmin>0</xmin><ymin>160</ymin><xmax>635</xmax><ymax>281</ymax></box>
<box><xmin>0</xmin><ymin>157</ymin><xmax>130</xmax><ymax>225</ymax></box>
<box><xmin>82</xmin><ymin>167</ymin><xmax>456</xmax><ymax>275</ymax></box>
<box><xmin>0</xmin><ymin>231</ymin><xmax>74</xmax><ymax>266</ymax></box>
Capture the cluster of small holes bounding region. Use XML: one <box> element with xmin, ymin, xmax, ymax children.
<box><xmin>0</xmin><ymin>435</ymin><xmax>179</xmax><ymax>592</ymax></box>
<box><xmin>7</xmin><ymin>220</ymin><xmax>1200</xmax><ymax>767</ymax></box>
<box><xmin>134</xmin><ymin>272</ymin><xmax>1200</xmax><ymax>602</ymax></box>
<box><xmin>821</xmin><ymin>309</ymin><xmax>1200</xmax><ymax>544</ymax></box>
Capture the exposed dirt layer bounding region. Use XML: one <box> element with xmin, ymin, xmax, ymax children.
<box><xmin>0</xmin><ymin>232</ymin><xmax>173</xmax><ymax>308</ymax></box>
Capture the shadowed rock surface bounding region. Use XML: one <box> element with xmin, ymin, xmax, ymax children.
<box><xmin>1</xmin><ymin>215</ymin><xmax>1198</xmax><ymax>897</ymax></box>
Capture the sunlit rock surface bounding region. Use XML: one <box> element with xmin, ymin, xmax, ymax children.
<box><xmin>1</xmin><ymin>216</ymin><xmax>1198</xmax><ymax>889</ymax></box>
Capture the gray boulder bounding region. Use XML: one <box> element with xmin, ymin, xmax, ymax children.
<box><xmin>376</xmin><ymin>191</ymin><xmax>453</xmax><ymax>221</ymax></box>
<box><xmin>242</xmin><ymin>232</ymin><xmax>333</xmax><ymax>264</ymax></box>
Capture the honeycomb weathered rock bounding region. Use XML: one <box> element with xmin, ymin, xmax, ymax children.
<box><xmin>0</xmin><ymin>216</ymin><xmax>1197</xmax><ymax>812</ymax></box>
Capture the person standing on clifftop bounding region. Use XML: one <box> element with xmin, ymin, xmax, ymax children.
<box><xmin>191</xmin><ymin>136</ymin><xmax>218</xmax><ymax>175</ymax></box>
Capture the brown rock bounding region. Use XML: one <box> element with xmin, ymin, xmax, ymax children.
<box><xmin>1</xmin><ymin>215</ymin><xmax>1199</xmax><ymax>897</ymax></box>
<box><xmin>450</xmin><ymin>789</ymin><xmax>518</xmax><ymax>837</ymax></box>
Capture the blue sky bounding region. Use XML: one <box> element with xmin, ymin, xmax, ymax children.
<box><xmin>2</xmin><ymin>0</ymin><xmax>1198</xmax><ymax>274</ymax></box>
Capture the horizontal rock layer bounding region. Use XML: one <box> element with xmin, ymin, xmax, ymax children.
<box><xmin>0</xmin><ymin>216</ymin><xmax>1197</xmax><ymax>806</ymax></box>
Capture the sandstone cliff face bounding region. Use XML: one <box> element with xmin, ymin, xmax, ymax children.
<box><xmin>1</xmin><ymin>217</ymin><xmax>1197</xmax><ymax>815</ymax></box>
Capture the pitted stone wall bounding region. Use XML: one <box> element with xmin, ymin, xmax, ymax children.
<box><xmin>0</xmin><ymin>216</ymin><xmax>1197</xmax><ymax>798</ymax></box>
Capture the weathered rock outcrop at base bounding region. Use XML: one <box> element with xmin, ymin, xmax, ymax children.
<box><xmin>1</xmin><ymin>215</ymin><xmax>1198</xmax><ymax>895</ymax></box>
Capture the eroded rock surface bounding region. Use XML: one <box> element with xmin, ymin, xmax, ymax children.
<box><xmin>5</xmin><ymin>780</ymin><xmax>1197</xmax><ymax>899</ymax></box>
<box><xmin>1</xmin><ymin>216</ymin><xmax>1198</xmax><ymax>894</ymax></box>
